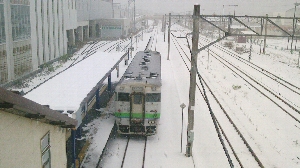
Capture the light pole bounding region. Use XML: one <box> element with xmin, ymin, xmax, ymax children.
<box><xmin>292</xmin><ymin>3</ymin><xmax>300</xmax><ymax>53</ymax></box>
<box><xmin>180</xmin><ymin>103</ymin><xmax>186</xmax><ymax>153</ymax></box>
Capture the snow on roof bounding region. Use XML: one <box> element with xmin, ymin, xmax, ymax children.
<box><xmin>24</xmin><ymin>51</ymin><xmax>123</xmax><ymax>113</ymax></box>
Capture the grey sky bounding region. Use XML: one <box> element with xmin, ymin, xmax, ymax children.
<box><xmin>114</xmin><ymin>0</ymin><xmax>298</xmax><ymax>16</ymax></box>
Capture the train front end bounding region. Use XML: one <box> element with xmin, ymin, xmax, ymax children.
<box><xmin>115</xmin><ymin>83</ymin><xmax>161</xmax><ymax>136</ymax></box>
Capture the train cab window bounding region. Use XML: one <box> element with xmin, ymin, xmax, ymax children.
<box><xmin>134</xmin><ymin>95</ymin><xmax>143</xmax><ymax>104</ymax></box>
<box><xmin>118</xmin><ymin>93</ymin><xmax>130</xmax><ymax>101</ymax></box>
<box><xmin>145</xmin><ymin>93</ymin><xmax>161</xmax><ymax>102</ymax></box>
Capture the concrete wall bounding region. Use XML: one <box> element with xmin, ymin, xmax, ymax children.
<box><xmin>30</xmin><ymin>0</ymin><xmax>77</xmax><ymax>67</ymax></box>
<box><xmin>0</xmin><ymin>110</ymin><xmax>69</xmax><ymax>168</ymax></box>
<box><xmin>90</xmin><ymin>18</ymin><xmax>130</xmax><ymax>39</ymax></box>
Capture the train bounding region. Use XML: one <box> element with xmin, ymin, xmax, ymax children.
<box><xmin>114</xmin><ymin>49</ymin><xmax>161</xmax><ymax>136</ymax></box>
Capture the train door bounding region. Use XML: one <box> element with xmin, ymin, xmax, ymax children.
<box><xmin>130</xmin><ymin>92</ymin><xmax>145</xmax><ymax>131</ymax></box>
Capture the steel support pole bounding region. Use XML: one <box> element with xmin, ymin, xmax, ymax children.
<box><xmin>164</xmin><ymin>14</ymin><xmax>166</xmax><ymax>42</ymax></box>
<box><xmin>263</xmin><ymin>14</ymin><xmax>268</xmax><ymax>54</ymax></box>
<box><xmin>186</xmin><ymin>4</ymin><xmax>200</xmax><ymax>157</ymax></box>
<box><xmin>249</xmin><ymin>35</ymin><xmax>252</xmax><ymax>61</ymax></box>
<box><xmin>292</xmin><ymin>5</ymin><xmax>297</xmax><ymax>53</ymax></box>
<box><xmin>167</xmin><ymin>13</ymin><xmax>171</xmax><ymax>60</ymax></box>
<box><xmin>108</xmin><ymin>73</ymin><xmax>112</xmax><ymax>92</ymax></box>
<box><xmin>72</xmin><ymin>129</ymin><xmax>76</xmax><ymax>168</ymax></box>
<box><xmin>130</xmin><ymin>37</ymin><xmax>132</xmax><ymax>57</ymax></box>
<box><xmin>96</xmin><ymin>88</ymin><xmax>100</xmax><ymax>109</ymax></box>
<box><xmin>133</xmin><ymin>0</ymin><xmax>135</xmax><ymax>32</ymax></box>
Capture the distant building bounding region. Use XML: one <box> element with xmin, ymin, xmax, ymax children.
<box><xmin>76</xmin><ymin>0</ymin><xmax>131</xmax><ymax>40</ymax></box>
<box><xmin>0</xmin><ymin>0</ymin><xmax>134</xmax><ymax>85</ymax></box>
<box><xmin>0</xmin><ymin>87</ymin><xmax>77</xmax><ymax>168</ymax></box>
<box><xmin>0</xmin><ymin>0</ymin><xmax>77</xmax><ymax>84</ymax></box>
<box><xmin>284</xmin><ymin>8</ymin><xmax>300</xmax><ymax>26</ymax></box>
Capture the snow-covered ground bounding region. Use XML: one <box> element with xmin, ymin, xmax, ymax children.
<box><xmin>81</xmin><ymin>22</ymin><xmax>300</xmax><ymax>168</ymax></box>
<box><xmin>9</xmin><ymin>20</ymin><xmax>300</xmax><ymax>167</ymax></box>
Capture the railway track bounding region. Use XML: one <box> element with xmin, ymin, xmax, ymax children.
<box><xmin>171</xmin><ymin>33</ymin><xmax>264</xmax><ymax>167</ymax></box>
<box><xmin>199</xmin><ymin>36</ymin><xmax>300</xmax><ymax>104</ymax></box>
<box><xmin>97</xmin><ymin>135</ymin><xmax>147</xmax><ymax>168</ymax></box>
<box><xmin>121</xmin><ymin>136</ymin><xmax>147</xmax><ymax>168</ymax></box>
<box><xmin>172</xmin><ymin>22</ymin><xmax>300</xmax><ymax>166</ymax></box>
<box><xmin>195</xmin><ymin>37</ymin><xmax>300</xmax><ymax>122</ymax></box>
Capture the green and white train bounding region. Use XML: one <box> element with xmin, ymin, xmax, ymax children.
<box><xmin>114</xmin><ymin>50</ymin><xmax>161</xmax><ymax>136</ymax></box>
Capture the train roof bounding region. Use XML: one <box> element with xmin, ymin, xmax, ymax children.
<box><xmin>121</xmin><ymin>50</ymin><xmax>161</xmax><ymax>86</ymax></box>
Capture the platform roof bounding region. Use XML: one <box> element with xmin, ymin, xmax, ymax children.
<box><xmin>24</xmin><ymin>52</ymin><xmax>123</xmax><ymax>115</ymax></box>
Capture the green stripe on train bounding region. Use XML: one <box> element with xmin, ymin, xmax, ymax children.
<box><xmin>115</xmin><ymin>112</ymin><xmax>161</xmax><ymax>119</ymax></box>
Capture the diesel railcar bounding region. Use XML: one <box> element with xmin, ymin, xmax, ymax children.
<box><xmin>114</xmin><ymin>50</ymin><xmax>161</xmax><ymax>136</ymax></box>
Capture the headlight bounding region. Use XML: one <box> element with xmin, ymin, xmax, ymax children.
<box><xmin>148</xmin><ymin>120</ymin><xmax>156</xmax><ymax>124</ymax></box>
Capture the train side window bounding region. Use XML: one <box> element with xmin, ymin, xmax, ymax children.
<box><xmin>118</xmin><ymin>93</ymin><xmax>129</xmax><ymax>101</ymax></box>
<box><xmin>134</xmin><ymin>94</ymin><xmax>143</xmax><ymax>104</ymax></box>
<box><xmin>146</xmin><ymin>93</ymin><xmax>161</xmax><ymax>102</ymax></box>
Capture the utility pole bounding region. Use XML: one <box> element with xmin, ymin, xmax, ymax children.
<box><xmin>131</xmin><ymin>0</ymin><xmax>135</xmax><ymax>33</ymax></box>
<box><xmin>207</xmin><ymin>47</ymin><xmax>210</xmax><ymax>69</ymax></box>
<box><xmin>263</xmin><ymin>14</ymin><xmax>268</xmax><ymax>54</ymax></box>
<box><xmin>164</xmin><ymin>14</ymin><xmax>166</xmax><ymax>42</ymax></box>
<box><xmin>186</xmin><ymin>4</ymin><xmax>200</xmax><ymax>157</ymax></box>
<box><xmin>180</xmin><ymin>103</ymin><xmax>186</xmax><ymax>153</ymax></box>
<box><xmin>167</xmin><ymin>13</ymin><xmax>171</xmax><ymax>60</ymax></box>
<box><xmin>112</xmin><ymin>0</ymin><xmax>114</xmax><ymax>18</ymax></box>
<box><xmin>249</xmin><ymin>35</ymin><xmax>252</xmax><ymax>61</ymax></box>
<box><xmin>292</xmin><ymin>3</ymin><xmax>300</xmax><ymax>53</ymax></box>
<box><xmin>162</xmin><ymin>15</ymin><xmax>164</xmax><ymax>31</ymax></box>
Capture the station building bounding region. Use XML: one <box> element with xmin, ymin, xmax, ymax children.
<box><xmin>0</xmin><ymin>0</ymin><xmax>78</xmax><ymax>84</ymax></box>
<box><xmin>0</xmin><ymin>87</ymin><xmax>77</xmax><ymax>167</ymax></box>
<box><xmin>0</xmin><ymin>0</ymin><xmax>134</xmax><ymax>85</ymax></box>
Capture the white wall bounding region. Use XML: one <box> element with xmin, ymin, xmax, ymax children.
<box><xmin>30</xmin><ymin>0</ymin><xmax>77</xmax><ymax>68</ymax></box>
<box><xmin>0</xmin><ymin>111</ymin><xmax>69</xmax><ymax>168</ymax></box>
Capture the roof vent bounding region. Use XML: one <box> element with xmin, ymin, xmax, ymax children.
<box><xmin>147</xmin><ymin>72</ymin><xmax>159</xmax><ymax>78</ymax></box>
<box><xmin>135</xmin><ymin>73</ymin><xmax>143</xmax><ymax>80</ymax></box>
<box><xmin>143</xmin><ymin>58</ymin><xmax>150</xmax><ymax>62</ymax></box>
<box><xmin>139</xmin><ymin>62</ymin><xmax>146</xmax><ymax>65</ymax></box>
<box><xmin>141</xmin><ymin>66</ymin><xmax>148</xmax><ymax>71</ymax></box>
<box><xmin>124</xmin><ymin>72</ymin><xmax>134</xmax><ymax>78</ymax></box>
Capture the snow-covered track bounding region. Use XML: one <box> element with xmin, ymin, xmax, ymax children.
<box><xmin>121</xmin><ymin>136</ymin><xmax>147</xmax><ymax>168</ymax></box>
<box><xmin>199</xmin><ymin>36</ymin><xmax>300</xmax><ymax>96</ymax></box>
<box><xmin>207</xmin><ymin>49</ymin><xmax>300</xmax><ymax>123</ymax></box>
<box><xmin>171</xmin><ymin>34</ymin><xmax>265</xmax><ymax>168</ymax></box>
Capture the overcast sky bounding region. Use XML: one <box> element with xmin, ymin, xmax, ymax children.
<box><xmin>114</xmin><ymin>0</ymin><xmax>298</xmax><ymax>16</ymax></box>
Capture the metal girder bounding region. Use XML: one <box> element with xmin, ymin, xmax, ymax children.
<box><xmin>266</xmin><ymin>18</ymin><xmax>292</xmax><ymax>36</ymax></box>
<box><xmin>196</xmin><ymin>35</ymin><xmax>228</xmax><ymax>54</ymax></box>
<box><xmin>232</xmin><ymin>17</ymin><xmax>259</xmax><ymax>35</ymax></box>
<box><xmin>199</xmin><ymin>16</ymin><xmax>227</xmax><ymax>33</ymax></box>
<box><xmin>169</xmin><ymin>14</ymin><xmax>300</xmax><ymax>38</ymax></box>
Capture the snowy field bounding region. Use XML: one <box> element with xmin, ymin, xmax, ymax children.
<box><xmin>10</xmin><ymin>19</ymin><xmax>300</xmax><ymax>167</ymax></box>
<box><xmin>82</xmin><ymin>22</ymin><xmax>300</xmax><ymax>168</ymax></box>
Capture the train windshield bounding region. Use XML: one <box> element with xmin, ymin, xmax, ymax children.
<box><xmin>117</xmin><ymin>93</ymin><xmax>130</xmax><ymax>101</ymax></box>
<box><xmin>134</xmin><ymin>94</ymin><xmax>143</xmax><ymax>104</ymax></box>
<box><xmin>145</xmin><ymin>93</ymin><xmax>161</xmax><ymax>102</ymax></box>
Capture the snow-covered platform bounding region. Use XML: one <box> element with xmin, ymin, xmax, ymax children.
<box><xmin>24</xmin><ymin>51</ymin><xmax>126</xmax><ymax>127</ymax></box>
<box><xmin>80</xmin><ymin>113</ymin><xmax>115</xmax><ymax>167</ymax></box>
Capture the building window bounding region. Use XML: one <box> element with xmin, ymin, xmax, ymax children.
<box><xmin>41</xmin><ymin>132</ymin><xmax>51</xmax><ymax>168</ymax></box>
